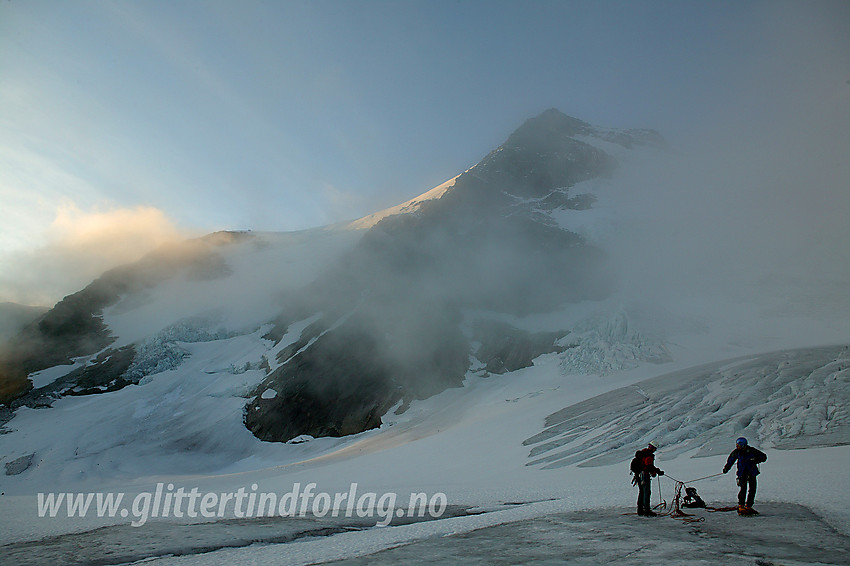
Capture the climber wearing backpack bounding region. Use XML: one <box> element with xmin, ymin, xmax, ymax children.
<box><xmin>722</xmin><ymin>437</ymin><xmax>767</xmax><ymax>515</ymax></box>
<box><xmin>631</xmin><ymin>441</ymin><xmax>664</xmax><ymax>516</ymax></box>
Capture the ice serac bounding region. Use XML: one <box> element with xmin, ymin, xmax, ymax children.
<box><xmin>524</xmin><ymin>345</ymin><xmax>850</xmax><ymax>469</ymax></box>
<box><xmin>246</xmin><ymin>109</ymin><xmax>660</xmax><ymax>442</ymax></box>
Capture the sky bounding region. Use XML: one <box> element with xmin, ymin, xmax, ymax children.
<box><xmin>1</xmin><ymin>0</ymin><xmax>849</xmax><ymax>306</ymax></box>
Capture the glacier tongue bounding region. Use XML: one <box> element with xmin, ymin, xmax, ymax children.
<box><xmin>525</xmin><ymin>345</ymin><xmax>850</xmax><ymax>469</ymax></box>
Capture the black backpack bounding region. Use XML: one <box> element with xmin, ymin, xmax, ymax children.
<box><xmin>682</xmin><ymin>487</ymin><xmax>706</xmax><ymax>508</ymax></box>
<box><xmin>630</xmin><ymin>450</ymin><xmax>644</xmax><ymax>475</ymax></box>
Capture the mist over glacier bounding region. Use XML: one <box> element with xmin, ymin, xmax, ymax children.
<box><xmin>3</xmin><ymin>105</ymin><xmax>849</xmax><ymax>447</ymax></box>
<box><xmin>1</xmin><ymin>1</ymin><xmax>849</xmax><ymax>562</ymax></box>
<box><xmin>0</xmin><ymin>107</ymin><xmax>848</xmax><ymax>566</ymax></box>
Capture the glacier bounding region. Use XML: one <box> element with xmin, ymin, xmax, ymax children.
<box><xmin>1</xmin><ymin>110</ymin><xmax>849</xmax><ymax>564</ymax></box>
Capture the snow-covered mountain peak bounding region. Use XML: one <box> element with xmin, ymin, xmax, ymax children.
<box><xmin>505</xmin><ymin>108</ymin><xmax>596</xmax><ymax>145</ymax></box>
<box><xmin>1</xmin><ymin>110</ymin><xmax>664</xmax><ymax>447</ymax></box>
<box><xmin>344</xmin><ymin>175</ymin><xmax>462</xmax><ymax>231</ymax></box>
<box><xmin>453</xmin><ymin>109</ymin><xmax>662</xmax><ymax>207</ymax></box>
<box><xmin>505</xmin><ymin>108</ymin><xmax>664</xmax><ymax>150</ymax></box>
<box><xmin>347</xmin><ymin>109</ymin><xmax>663</xmax><ymax>234</ymax></box>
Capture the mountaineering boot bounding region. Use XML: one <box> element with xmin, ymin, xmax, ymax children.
<box><xmin>738</xmin><ymin>505</ymin><xmax>758</xmax><ymax>516</ymax></box>
<box><xmin>644</xmin><ymin>510</ymin><xmax>658</xmax><ymax>517</ymax></box>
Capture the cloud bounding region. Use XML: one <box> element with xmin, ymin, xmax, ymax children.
<box><xmin>0</xmin><ymin>203</ymin><xmax>189</xmax><ymax>306</ymax></box>
<box><xmin>607</xmin><ymin>88</ymin><xmax>850</xmax><ymax>328</ymax></box>
<box><xmin>601</xmin><ymin>0</ymin><xmax>850</xmax><ymax>331</ymax></box>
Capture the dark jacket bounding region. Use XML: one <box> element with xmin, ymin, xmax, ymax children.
<box><xmin>636</xmin><ymin>448</ymin><xmax>663</xmax><ymax>477</ymax></box>
<box><xmin>724</xmin><ymin>446</ymin><xmax>767</xmax><ymax>478</ymax></box>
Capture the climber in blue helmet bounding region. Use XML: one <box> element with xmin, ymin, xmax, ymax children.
<box><xmin>722</xmin><ymin>437</ymin><xmax>767</xmax><ymax>515</ymax></box>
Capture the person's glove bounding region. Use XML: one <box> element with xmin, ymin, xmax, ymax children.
<box><xmin>658</xmin><ymin>470</ymin><xmax>664</xmax><ymax>476</ymax></box>
<box><xmin>722</xmin><ymin>467</ymin><xmax>729</xmax><ymax>474</ymax></box>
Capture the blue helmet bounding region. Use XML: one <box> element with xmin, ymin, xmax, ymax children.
<box><xmin>736</xmin><ymin>437</ymin><xmax>748</xmax><ymax>446</ymax></box>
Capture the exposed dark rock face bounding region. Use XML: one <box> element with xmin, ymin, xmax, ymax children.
<box><xmin>247</xmin><ymin>305</ymin><xmax>470</xmax><ymax>441</ymax></box>
<box><xmin>0</xmin><ymin>288</ymin><xmax>116</xmax><ymax>404</ymax></box>
<box><xmin>62</xmin><ymin>346</ymin><xmax>138</xmax><ymax>396</ymax></box>
<box><xmin>470</xmin><ymin>112</ymin><xmax>616</xmax><ymax>200</ymax></box>
<box><xmin>8</xmin><ymin>345</ymin><xmax>137</xmax><ymax>411</ymax></box>
<box><xmin>472</xmin><ymin>321</ymin><xmax>569</xmax><ymax>374</ymax></box>
<box><xmin>0</xmin><ymin>232</ymin><xmax>249</xmax><ymax>405</ymax></box>
<box><xmin>4</xmin><ymin>453</ymin><xmax>34</xmax><ymax>475</ymax></box>
<box><xmin>0</xmin><ymin>303</ymin><xmax>48</xmax><ymax>344</ymax></box>
<box><xmin>248</xmin><ymin>325</ymin><xmax>396</xmax><ymax>441</ymax></box>
<box><xmin>248</xmin><ymin>110</ymin><xmax>655</xmax><ymax>442</ymax></box>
